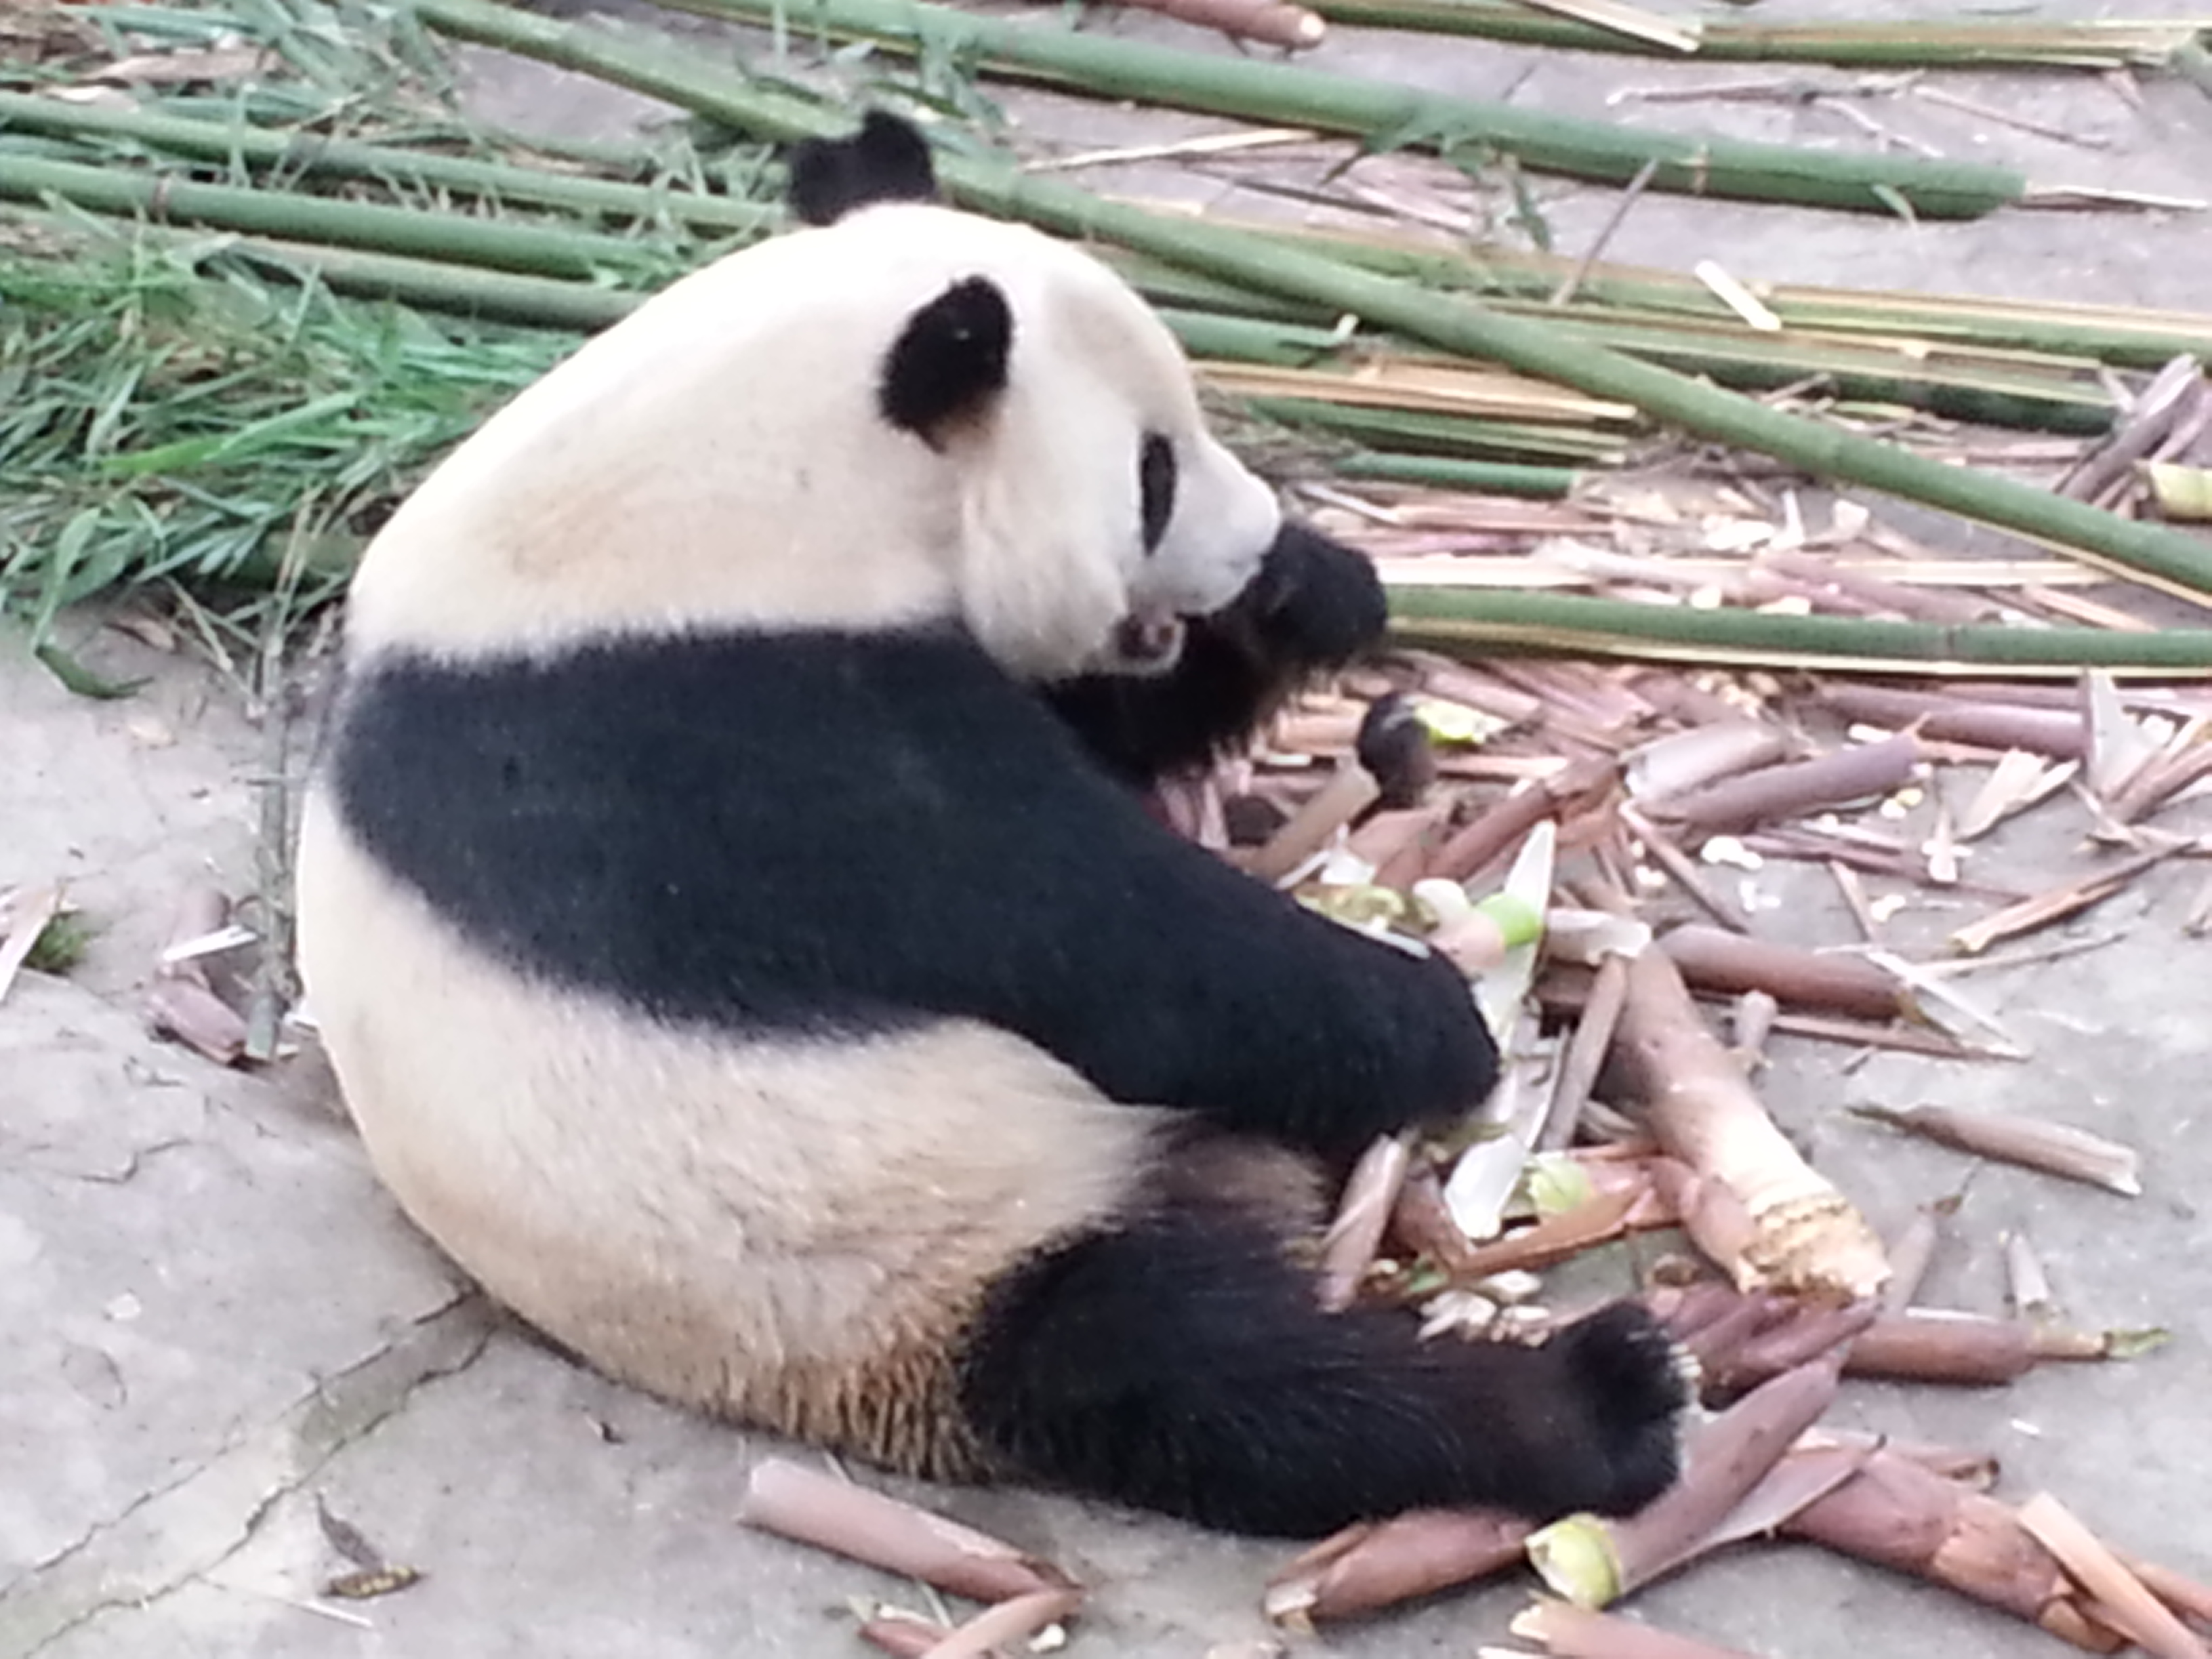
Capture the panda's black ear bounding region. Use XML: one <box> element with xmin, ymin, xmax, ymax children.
<box><xmin>787</xmin><ymin>111</ymin><xmax>939</xmax><ymax>226</ymax></box>
<box><xmin>880</xmin><ymin>276</ymin><xmax>1013</xmax><ymax>448</ymax></box>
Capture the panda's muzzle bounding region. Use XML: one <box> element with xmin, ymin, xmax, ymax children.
<box><xmin>1109</xmin><ymin>609</ymin><xmax>1189</xmax><ymax>673</ymax></box>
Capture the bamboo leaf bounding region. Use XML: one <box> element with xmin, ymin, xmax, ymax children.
<box><xmin>33</xmin><ymin>638</ymin><xmax>147</xmax><ymax>699</ymax></box>
<box><xmin>99</xmin><ymin>388</ymin><xmax>361</xmax><ymax>476</ymax></box>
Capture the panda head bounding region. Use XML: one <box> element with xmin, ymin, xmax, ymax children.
<box><xmin>342</xmin><ymin>113</ymin><xmax>1288</xmax><ymax>683</ymax></box>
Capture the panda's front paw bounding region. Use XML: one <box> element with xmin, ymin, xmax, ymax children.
<box><xmin>1548</xmin><ymin>1301</ymin><xmax>1689</xmax><ymax>1516</ymax></box>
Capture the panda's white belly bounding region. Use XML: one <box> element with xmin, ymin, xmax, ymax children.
<box><xmin>293</xmin><ymin>787</ymin><xmax>1158</xmax><ymax>1422</ymax></box>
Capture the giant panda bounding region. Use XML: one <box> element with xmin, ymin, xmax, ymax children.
<box><xmin>294</xmin><ymin>110</ymin><xmax>1684</xmax><ymax>1540</ymax></box>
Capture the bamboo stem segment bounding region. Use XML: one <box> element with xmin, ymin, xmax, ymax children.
<box><xmin>1389</xmin><ymin>590</ymin><xmax>2212</xmax><ymax>673</ymax></box>
<box><xmin>661</xmin><ymin>0</ymin><xmax>2027</xmax><ymax>217</ymax></box>
<box><xmin>0</xmin><ymin>150</ymin><xmax>655</xmax><ymax>279</ymax></box>
<box><xmin>0</xmin><ymin>89</ymin><xmax>775</xmax><ymax>234</ymax></box>
<box><xmin>1307</xmin><ymin>2</ymin><xmax>2203</xmax><ymax>70</ymax></box>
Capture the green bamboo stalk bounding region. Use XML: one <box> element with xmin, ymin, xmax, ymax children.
<box><xmin>1010</xmin><ymin>251</ymin><xmax>2117</xmax><ymax>431</ymax></box>
<box><xmin>1338</xmin><ymin>453</ymin><xmax>1578</xmax><ymax>497</ymax></box>
<box><xmin>658</xmin><ymin>0</ymin><xmax>2026</xmax><ymax>218</ymax></box>
<box><xmin>1305</xmin><ymin>2</ymin><xmax>2203</xmax><ymax>70</ymax></box>
<box><xmin>0</xmin><ymin>152</ymin><xmax>659</xmax><ymax>279</ymax></box>
<box><xmin>1389</xmin><ymin>588</ymin><xmax>2212</xmax><ymax>674</ymax></box>
<box><xmin>1179</xmin><ymin>298</ymin><xmax>2115</xmax><ymax>432</ymax></box>
<box><xmin>219</xmin><ymin>236</ymin><xmax>643</xmax><ymax>329</ymax></box>
<box><xmin>406</xmin><ymin>0</ymin><xmax>2212</xmax><ymax>604</ymax></box>
<box><xmin>1216</xmin><ymin>230</ymin><xmax>2212</xmax><ymax>367</ymax></box>
<box><xmin>0</xmin><ymin>90</ymin><xmax>777</xmax><ymax>236</ymax></box>
<box><xmin>1109</xmin><ymin>254</ymin><xmax>1322</xmax><ymax>324</ymax></box>
<box><xmin>1247</xmin><ymin>397</ymin><xmax>1624</xmax><ymax>462</ymax></box>
<box><xmin>1156</xmin><ymin>306</ymin><xmax>1343</xmax><ymax>365</ymax></box>
<box><xmin>1519</xmin><ymin>317</ymin><xmax>2113</xmax><ymax>434</ymax></box>
<box><xmin>1114</xmin><ymin>237</ymin><xmax>2194</xmax><ymax>403</ymax></box>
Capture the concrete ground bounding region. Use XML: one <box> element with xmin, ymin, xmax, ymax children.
<box><xmin>3</xmin><ymin>7</ymin><xmax>2211</xmax><ymax>1657</ymax></box>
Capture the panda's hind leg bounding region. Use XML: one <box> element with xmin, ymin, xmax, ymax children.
<box><xmin>956</xmin><ymin>1200</ymin><xmax>1685</xmax><ymax>1539</ymax></box>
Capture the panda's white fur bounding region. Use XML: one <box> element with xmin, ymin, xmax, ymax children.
<box><xmin>341</xmin><ymin>202</ymin><xmax>1276</xmax><ymax>675</ymax></box>
<box><xmin>299</xmin><ymin>808</ymin><xmax>1150</xmax><ymax>1470</ymax></box>
<box><xmin>298</xmin><ymin>113</ymin><xmax>1685</xmax><ymax>1538</ymax></box>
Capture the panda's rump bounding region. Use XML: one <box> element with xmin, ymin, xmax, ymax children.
<box><xmin>295</xmin><ymin>793</ymin><xmax>1159</xmax><ymax>1462</ymax></box>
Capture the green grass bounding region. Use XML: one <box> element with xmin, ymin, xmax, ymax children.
<box><xmin>0</xmin><ymin>224</ymin><xmax>581</xmax><ymax>640</ymax></box>
<box><xmin>0</xmin><ymin>0</ymin><xmax>796</xmax><ymax>647</ymax></box>
<box><xmin>25</xmin><ymin>909</ymin><xmax>96</xmax><ymax>976</ymax></box>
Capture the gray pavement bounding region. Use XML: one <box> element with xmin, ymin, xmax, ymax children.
<box><xmin>4</xmin><ymin>9</ymin><xmax>2211</xmax><ymax>1656</ymax></box>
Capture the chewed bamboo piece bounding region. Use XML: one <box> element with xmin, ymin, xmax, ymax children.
<box><xmin>1540</xmin><ymin>951</ymin><xmax>1630</xmax><ymax>1149</ymax></box>
<box><xmin>1781</xmin><ymin>1455</ymin><xmax>2209</xmax><ymax>1652</ymax></box>
<box><xmin>0</xmin><ymin>882</ymin><xmax>64</xmax><ymax>1007</ymax></box>
<box><xmin>1388</xmin><ymin>1164</ymin><xmax>1489</xmax><ymax>1276</ymax></box>
<box><xmin>2114</xmin><ymin>1552</ymin><xmax>2212</xmax><ymax>1634</ymax></box>
<box><xmin>1444</xmin><ymin>1184</ymin><xmax>1649</xmax><ymax>1280</ymax></box>
<box><xmin>1882</xmin><ymin>1208</ymin><xmax>1942</xmax><ymax>1313</ymax></box>
<box><xmin>1782</xmin><ymin>1453</ymin><xmax>2101</xmax><ymax>1646</ymax></box>
<box><xmin>1626</xmin><ymin>720</ymin><xmax>1793</xmax><ymax>806</ymax></box>
<box><xmin>1512</xmin><ymin>1599</ymin><xmax>1761</xmax><ymax>1659</ymax></box>
<box><xmin>1646</xmin><ymin>1281</ymin><xmax>2159</xmax><ymax>1393</ymax></box>
<box><xmin>1704</xmin><ymin>1302</ymin><xmax>1879</xmax><ymax>1395</ymax></box>
<box><xmin>916</xmin><ymin>1587</ymin><xmax>1085</xmax><ymax>1659</ymax></box>
<box><xmin>1656</xmin><ymin>924</ymin><xmax>1908</xmax><ymax>1021</ymax></box>
<box><xmin>2017</xmin><ymin>1494</ymin><xmax>2212</xmax><ymax>1659</ymax></box>
<box><xmin>1263</xmin><ymin>1508</ymin><xmax>1532</xmax><ymax>1626</ymax></box>
<box><xmin>2005</xmin><ymin>1229</ymin><xmax>2060</xmax><ymax>1323</ymax></box>
<box><xmin>1949</xmin><ymin>848</ymin><xmax>2172</xmax><ymax>955</ymax></box>
<box><xmin>1816</xmin><ymin>684</ymin><xmax>2089</xmax><ymax>759</ymax></box>
<box><xmin>1850</xmin><ymin>1103</ymin><xmax>2142</xmax><ymax>1195</ymax></box>
<box><xmin>1614</xmin><ymin>943</ymin><xmax>1889</xmax><ymax>1300</ymax></box>
<box><xmin>1847</xmin><ymin>1309</ymin><xmax>2164</xmax><ymax>1382</ymax></box>
<box><xmin>146</xmin><ymin>886</ymin><xmax>251</xmax><ymax>1064</ymax></box>
<box><xmin>859</xmin><ymin>1609</ymin><xmax>949</xmax><ymax>1657</ymax></box>
<box><xmin>1316</xmin><ymin>1133</ymin><xmax>1414</xmax><ymax>1311</ymax></box>
<box><xmin>1756</xmin><ymin>1307</ymin><xmax>2152</xmax><ymax>1389</ymax></box>
<box><xmin>1243</xmin><ymin>759</ymin><xmax>1381</xmax><ymax>884</ymax></box>
<box><xmin>1797</xmin><ymin>1428</ymin><xmax>2000</xmax><ymax>1490</ymax></box>
<box><xmin>1428</xmin><ymin>758</ymin><xmax>1617</xmax><ymax>883</ymax></box>
<box><xmin>738</xmin><ymin>1461</ymin><xmax>1078</xmax><ymax>1603</ymax></box>
<box><xmin>1649</xmin><ymin>735</ymin><xmax>1920</xmax><ymax>842</ymax></box>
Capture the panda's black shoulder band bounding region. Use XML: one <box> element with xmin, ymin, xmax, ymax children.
<box><xmin>787</xmin><ymin>110</ymin><xmax>939</xmax><ymax>226</ymax></box>
<box><xmin>327</xmin><ymin>629</ymin><xmax>1496</xmax><ymax>1164</ymax></box>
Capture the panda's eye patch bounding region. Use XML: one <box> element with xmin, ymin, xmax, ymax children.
<box><xmin>1139</xmin><ymin>432</ymin><xmax>1178</xmax><ymax>554</ymax></box>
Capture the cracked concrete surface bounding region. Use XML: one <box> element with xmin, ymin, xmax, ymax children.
<box><xmin>5</xmin><ymin>1300</ymin><xmax>488</xmax><ymax>1658</ymax></box>
<box><xmin>4</xmin><ymin>11</ymin><xmax>2212</xmax><ymax>1657</ymax></box>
